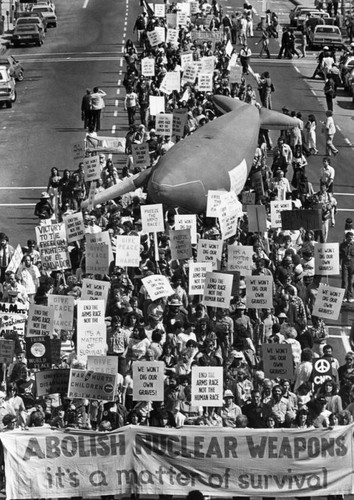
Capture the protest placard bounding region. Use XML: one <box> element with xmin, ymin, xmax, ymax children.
<box><xmin>175</xmin><ymin>213</ymin><xmax>197</xmax><ymax>245</ymax></box>
<box><xmin>188</xmin><ymin>261</ymin><xmax>213</xmax><ymax>295</ymax></box>
<box><xmin>71</xmin><ymin>140</ymin><xmax>85</xmax><ymax>167</ymax></box>
<box><xmin>182</xmin><ymin>63</ymin><xmax>197</xmax><ymax>84</ymax></box>
<box><xmin>115</xmin><ymin>235</ymin><xmax>141</xmax><ymax>268</ymax></box>
<box><xmin>149</xmin><ymin>95</ymin><xmax>165</xmax><ymax>116</ymax></box>
<box><xmin>85</xmin><ymin>136</ymin><xmax>126</xmax><ymax>154</ymax></box>
<box><xmin>81</xmin><ymin>279</ymin><xmax>111</xmax><ymax>307</ymax></box>
<box><xmin>176</xmin><ymin>10</ymin><xmax>188</xmax><ymax>25</ymax></box>
<box><xmin>141</xmin><ymin>57</ymin><xmax>155</xmax><ymax>77</ymax></box>
<box><xmin>313</xmin><ymin>283</ymin><xmax>345</xmax><ymax>320</ymax></box>
<box><xmin>206</xmin><ymin>190</ymin><xmax>226</xmax><ymax>217</ymax></box>
<box><xmin>245</xmin><ymin>276</ymin><xmax>273</xmax><ymax>309</ymax></box>
<box><xmin>85</xmin><ymin>242</ymin><xmax>110</xmax><ymax>275</ymax></box>
<box><xmin>77</xmin><ymin>300</ymin><xmax>106</xmax><ymax>359</ymax></box>
<box><xmin>270</xmin><ymin>200</ymin><xmax>292</xmax><ymax>229</ymax></box>
<box><xmin>25</xmin><ymin>337</ymin><xmax>61</xmax><ymax>370</ymax></box>
<box><xmin>35</xmin><ymin>369</ymin><xmax>70</xmax><ymax>397</ymax></box>
<box><xmin>0</xmin><ymin>339</ymin><xmax>15</xmax><ymax>364</ymax></box>
<box><xmin>312</xmin><ymin>357</ymin><xmax>332</xmax><ymax>388</ymax></box>
<box><xmin>87</xmin><ymin>181</ymin><xmax>96</xmax><ymax>212</ymax></box>
<box><xmin>141</xmin><ymin>274</ymin><xmax>175</xmax><ymax>301</ymax></box>
<box><xmin>83</xmin><ymin>155</ymin><xmax>100</xmax><ymax>181</ymax></box>
<box><xmin>48</xmin><ymin>294</ymin><xmax>74</xmax><ymax>331</ymax></box>
<box><xmin>217</xmin><ymin>198</ymin><xmax>241</xmax><ymax>240</ymax></box>
<box><xmin>166</xmin><ymin>72</ymin><xmax>181</xmax><ymax>94</ymax></box>
<box><xmin>172</xmin><ymin>108</ymin><xmax>188</xmax><ymax>138</ymax></box>
<box><xmin>6</xmin><ymin>244</ymin><xmax>23</xmax><ymax>274</ymax></box>
<box><xmin>63</xmin><ymin>212</ymin><xmax>85</xmax><ymax>243</ymax></box>
<box><xmin>227</xmin><ymin>245</ymin><xmax>254</xmax><ymax>276</ymax></box>
<box><xmin>198</xmin><ymin>73</ymin><xmax>213</xmax><ymax>92</ymax></box>
<box><xmin>203</xmin><ymin>272</ymin><xmax>233</xmax><ymax>309</ymax></box>
<box><xmin>147</xmin><ymin>30</ymin><xmax>160</xmax><ymax>47</ymax></box>
<box><xmin>163</xmin><ymin>10</ymin><xmax>175</xmax><ymax>27</ymax></box>
<box><xmin>154</xmin><ymin>3</ymin><xmax>165</xmax><ymax>17</ymax></box>
<box><xmin>170</xmin><ymin>229</ymin><xmax>192</xmax><ymax>261</ymax></box>
<box><xmin>133</xmin><ymin>361</ymin><xmax>164</xmax><ymax>401</ymax></box>
<box><xmin>241</xmin><ymin>191</ymin><xmax>256</xmax><ymax>211</ymax></box>
<box><xmin>247</xmin><ymin>205</ymin><xmax>267</xmax><ymax>233</ymax></box>
<box><xmin>68</xmin><ymin>369</ymin><xmax>116</xmax><ymax>401</ymax></box>
<box><xmin>141</xmin><ymin>204</ymin><xmax>164</xmax><ymax>233</ymax></box>
<box><xmin>201</xmin><ymin>56</ymin><xmax>215</xmax><ymax>74</ymax></box>
<box><xmin>197</xmin><ymin>239</ymin><xmax>222</xmax><ymax>270</ymax></box>
<box><xmin>281</xmin><ymin>209</ymin><xmax>322</xmax><ymax>230</ymax></box>
<box><xmin>27</xmin><ymin>304</ymin><xmax>54</xmax><ymax>338</ymax></box>
<box><xmin>131</xmin><ymin>143</ymin><xmax>150</xmax><ymax>167</ymax></box>
<box><xmin>252</xmin><ymin>170</ymin><xmax>265</xmax><ymax>197</ymax></box>
<box><xmin>314</xmin><ymin>243</ymin><xmax>340</xmax><ymax>275</ymax></box>
<box><xmin>166</xmin><ymin>28</ymin><xmax>178</xmax><ymax>45</ymax></box>
<box><xmin>155</xmin><ymin>26</ymin><xmax>165</xmax><ymax>43</ymax></box>
<box><xmin>86</xmin><ymin>231</ymin><xmax>113</xmax><ymax>263</ymax></box>
<box><xmin>155</xmin><ymin>113</ymin><xmax>173</xmax><ymax>136</ymax></box>
<box><xmin>0</xmin><ymin>302</ymin><xmax>27</xmax><ymax>338</ymax></box>
<box><xmin>87</xmin><ymin>356</ymin><xmax>119</xmax><ymax>376</ymax></box>
<box><xmin>191</xmin><ymin>365</ymin><xmax>223</xmax><ymax>407</ymax></box>
<box><xmin>262</xmin><ymin>344</ymin><xmax>294</xmax><ymax>380</ymax></box>
<box><xmin>180</xmin><ymin>52</ymin><xmax>193</xmax><ymax>70</ymax></box>
<box><xmin>229</xmin><ymin>64</ymin><xmax>243</xmax><ymax>83</ymax></box>
<box><xmin>35</xmin><ymin>223</ymin><xmax>70</xmax><ymax>272</ymax></box>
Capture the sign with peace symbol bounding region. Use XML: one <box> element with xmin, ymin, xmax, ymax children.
<box><xmin>314</xmin><ymin>358</ymin><xmax>331</xmax><ymax>374</ymax></box>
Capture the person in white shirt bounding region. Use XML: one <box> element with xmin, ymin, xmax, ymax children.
<box><xmin>16</xmin><ymin>255</ymin><xmax>41</xmax><ymax>302</ymax></box>
<box><xmin>322</xmin><ymin>110</ymin><xmax>338</xmax><ymax>156</ymax></box>
<box><xmin>90</xmin><ymin>87</ymin><xmax>106</xmax><ymax>132</ymax></box>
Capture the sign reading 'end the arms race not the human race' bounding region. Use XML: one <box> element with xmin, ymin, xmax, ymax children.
<box><xmin>1</xmin><ymin>425</ymin><xmax>353</xmax><ymax>499</ymax></box>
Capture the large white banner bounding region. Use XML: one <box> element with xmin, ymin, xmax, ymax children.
<box><xmin>2</xmin><ymin>425</ymin><xmax>354</xmax><ymax>499</ymax></box>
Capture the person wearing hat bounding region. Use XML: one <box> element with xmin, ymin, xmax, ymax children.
<box><xmin>0</xmin><ymin>233</ymin><xmax>14</xmax><ymax>284</ymax></box>
<box><xmin>220</xmin><ymin>389</ymin><xmax>242</xmax><ymax>427</ymax></box>
<box><xmin>164</xmin><ymin>295</ymin><xmax>188</xmax><ymax>332</ymax></box>
<box><xmin>34</xmin><ymin>192</ymin><xmax>54</xmax><ymax>221</ymax></box>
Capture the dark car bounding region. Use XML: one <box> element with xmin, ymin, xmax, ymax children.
<box><xmin>15</xmin><ymin>15</ymin><xmax>47</xmax><ymax>34</ymax></box>
<box><xmin>12</xmin><ymin>24</ymin><xmax>44</xmax><ymax>47</ymax></box>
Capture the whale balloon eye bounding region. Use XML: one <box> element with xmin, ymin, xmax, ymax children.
<box><xmin>229</xmin><ymin>159</ymin><xmax>248</xmax><ymax>195</ymax></box>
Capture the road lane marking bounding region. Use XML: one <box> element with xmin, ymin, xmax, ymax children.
<box><xmin>337</xmin><ymin>208</ymin><xmax>354</xmax><ymax>212</ymax></box>
<box><xmin>115</xmin><ymin>99</ymin><xmax>118</xmax><ymax>106</ymax></box>
<box><xmin>83</xmin><ymin>0</ymin><xmax>89</xmax><ymax>8</ymax></box>
<box><xmin>336</xmin><ymin>125</ymin><xmax>341</xmax><ymax>131</ymax></box>
<box><xmin>114</xmin><ymin>111</ymin><xmax>117</xmax><ymax>117</ymax></box>
<box><xmin>294</xmin><ymin>66</ymin><xmax>300</xmax><ymax>72</ymax></box>
<box><xmin>311</xmin><ymin>89</ymin><xmax>317</xmax><ymax>96</ymax></box>
<box><xmin>345</xmin><ymin>138</ymin><xmax>352</xmax><ymax>146</ymax></box>
<box><xmin>112</xmin><ymin>125</ymin><xmax>116</xmax><ymax>134</ymax></box>
<box><xmin>0</xmin><ymin>186</ymin><xmax>45</xmax><ymax>190</ymax></box>
<box><xmin>0</xmin><ymin>204</ymin><xmax>36</xmax><ymax>207</ymax></box>
<box><xmin>335</xmin><ymin>193</ymin><xmax>354</xmax><ymax>196</ymax></box>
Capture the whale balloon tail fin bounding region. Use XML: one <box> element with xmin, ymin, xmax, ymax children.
<box><xmin>260</xmin><ymin>108</ymin><xmax>301</xmax><ymax>130</ymax></box>
<box><xmin>81</xmin><ymin>170</ymin><xmax>151</xmax><ymax>209</ymax></box>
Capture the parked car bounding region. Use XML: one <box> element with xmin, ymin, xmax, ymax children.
<box><xmin>15</xmin><ymin>15</ymin><xmax>47</xmax><ymax>35</ymax></box>
<box><xmin>341</xmin><ymin>54</ymin><xmax>354</xmax><ymax>90</ymax></box>
<box><xmin>0</xmin><ymin>56</ymin><xmax>24</xmax><ymax>81</ymax></box>
<box><xmin>289</xmin><ymin>6</ymin><xmax>318</xmax><ymax>26</ymax></box>
<box><xmin>297</xmin><ymin>10</ymin><xmax>329</xmax><ymax>29</ymax></box>
<box><xmin>12</xmin><ymin>24</ymin><xmax>44</xmax><ymax>47</ymax></box>
<box><xmin>0</xmin><ymin>65</ymin><xmax>16</xmax><ymax>108</ymax></box>
<box><xmin>308</xmin><ymin>24</ymin><xmax>344</xmax><ymax>49</ymax></box>
<box><xmin>31</xmin><ymin>5</ymin><xmax>57</xmax><ymax>27</ymax></box>
<box><xmin>36</xmin><ymin>1</ymin><xmax>56</xmax><ymax>14</ymax></box>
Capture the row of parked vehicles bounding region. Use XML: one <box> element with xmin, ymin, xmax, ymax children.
<box><xmin>12</xmin><ymin>1</ymin><xmax>57</xmax><ymax>47</ymax></box>
<box><xmin>290</xmin><ymin>4</ymin><xmax>354</xmax><ymax>101</ymax></box>
<box><xmin>0</xmin><ymin>1</ymin><xmax>57</xmax><ymax>109</ymax></box>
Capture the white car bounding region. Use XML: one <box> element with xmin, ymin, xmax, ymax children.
<box><xmin>0</xmin><ymin>66</ymin><xmax>16</xmax><ymax>109</ymax></box>
<box><xmin>31</xmin><ymin>5</ymin><xmax>57</xmax><ymax>27</ymax></box>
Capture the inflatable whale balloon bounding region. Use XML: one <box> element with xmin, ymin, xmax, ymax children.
<box><xmin>83</xmin><ymin>96</ymin><xmax>300</xmax><ymax>214</ymax></box>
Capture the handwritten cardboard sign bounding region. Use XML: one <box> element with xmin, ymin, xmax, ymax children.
<box><xmin>6</xmin><ymin>244</ymin><xmax>23</xmax><ymax>274</ymax></box>
<box><xmin>141</xmin><ymin>274</ymin><xmax>175</xmax><ymax>301</ymax></box>
<box><xmin>87</xmin><ymin>356</ymin><xmax>119</xmax><ymax>376</ymax></box>
<box><xmin>83</xmin><ymin>155</ymin><xmax>100</xmax><ymax>181</ymax></box>
<box><xmin>247</xmin><ymin>205</ymin><xmax>267</xmax><ymax>233</ymax></box>
<box><xmin>35</xmin><ymin>223</ymin><xmax>70</xmax><ymax>272</ymax></box>
<box><xmin>313</xmin><ymin>284</ymin><xmax>345</xmax><ymax>320</ymax></box>
<box><xmin>63</xmin><ymin>212</ymin><xmax>85</xmax><ymax>243</ymax></box>
<box><xmin>0</xmin><ymin>339</ymin><xmax>15</xmax><ymax>364</ymax></box>
<box><xmin>77</xmin><ymin>300</ymin><xmax>106</xmax><ymax>359</ymax></box>
<box><xmin>81</xmin><ymin>279</ymin><xmax>111</xmax><ymax>307</ymax></box>
<box><xmin>270</xmin><ymin>200</ymin><xmax>292</xmax><ymax>229</ymax></box>
<box><xmin>170</xmin><ymin>229</ymin><xmax>192</xmax><ymax>261</ymax></box>
<box><xmin>132</xmin><ymin>143</ymin><xmax>150</xmax><ymax>167</ymax></box>
<box><xmin>86</xmin><ymin>242</ymin><xmax>110</xmax><ymax>275</ymax></box>
<box><xmin>315</xmin><ymin>243</ymin><xmax>340</xmax><ymax>275</ymax></box>
<box><xmin>155</xmin><ymin>113</ymin><xmax>173</xmax><ymax>136</ymax></box>
<box><xmin>133</xmin><ymin>361</ymin><xmax>164</xmax><ymax>401</ymax></box>
<box><xmin>48</xmin><ymin>295</ymin><xmax>74</xmax><ymax>331</ymax></box>
<box><xmin>35</xmin><ymin>369</ymin><xmax>70</xmax><ymax>397</ymax></box>
<box><xmin>227</xmin><ymin>245</ymin><xmax>254</xmax><ymax>276</ymax></box>
<box><xmin>175</xmin><ymin>214</ymin><xmax>197</xmax><ymax>245</ymax></box>
<box><xmin>262</xmin><ymin>344</ymin><xmax>294</xmax><ymax>380</ymax></box>
<box><xmin>189</xmin><ymin>262</ymin><xmax>213</xmax><ymax>295</ymax></box>
<box><xmin>191</xmin><ymin>366</ymin><xmax>223</xmax><ymax>407</ymax></box>
<box><xmin>245</xmin><ymin>276</ymin><xmax>273</xmax><ymax>309</ymax></box>
<box><xmin>115</xmin><ymin>235</ymin><xmax>141</xmax><ymax>268</ymax></box>
<box><xmin>141</xmin><ymin>204</ymin><xmax>165</xmax><ymax>233</ymax></box>
<box><xmin>27</xmin><ymin>304</ymin><xmax>54</xmax><ymax>338</ymax></box>
<box><xmin>203</xmin><ymin>271</ymin><xmax>233</xmax><ymax>309</ymax></box>
<box><xmin>197</xmin><ymin>239</ymin><xmax>222</xmax><ymax>270</ymax></box>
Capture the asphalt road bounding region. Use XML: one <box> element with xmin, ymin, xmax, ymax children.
<box><xmin>0</xmin><ymin>0</ymin><xmax>353</xmax><ymax>249</ymax></box>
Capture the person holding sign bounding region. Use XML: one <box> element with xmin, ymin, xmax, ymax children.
<box><xmin>339</xmin><ymin>232</ymin><xmax>354</xmax><ymax>302</ymax></box>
